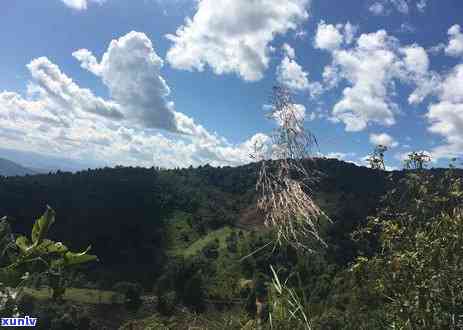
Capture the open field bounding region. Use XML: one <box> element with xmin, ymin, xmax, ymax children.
<box><xmin>24</xmin><ymin>287</ymin><xmax>125</xmax><ymax>304</ymax></box>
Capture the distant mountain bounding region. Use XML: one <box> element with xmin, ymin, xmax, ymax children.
<box><xmin>0</xmin><ymin>157</ymin><xmax>37</xmax><ymax>176</ymax></box>
<box><xmin>0</xmin><ymin>147</ymin><xmax>105</xmax><ymax>173</ymax></box>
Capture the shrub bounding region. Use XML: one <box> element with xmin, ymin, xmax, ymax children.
<box><xmin>113</xmin><ymin>281</ymin><xmax>143</xmax><ymax>310</ymax></box>
<box><xmin>158</xmin><ymin>290</ymin><xmax>177</xmax><ymax>316</ymax></box>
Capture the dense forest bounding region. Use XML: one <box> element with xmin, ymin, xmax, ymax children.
<box><xmin>1</xmin><ymin>157</ymin><xmax>462</xmax><ymax>329</ymax></box>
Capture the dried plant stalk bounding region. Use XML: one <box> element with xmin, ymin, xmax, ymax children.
<box><xmin>253</xmin><ymin>86</ymin><xmax>329</xmax><ymax>252</ymax></box>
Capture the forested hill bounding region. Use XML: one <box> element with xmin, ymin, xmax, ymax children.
<box><xmin>0</xmin><ymin>157</ymin><xmax>37</xmax><ymax>176</ymax></box>
<box><xmin>0</xmin><ymin>158</ymin><xmax>414</xmax><ymax>284</ymax></box>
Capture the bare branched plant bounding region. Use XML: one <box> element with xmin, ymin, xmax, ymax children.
<box><xmin>252</xmin><ymin>86</ymin><xmax>328</xmax><ymax>252</ymax></box>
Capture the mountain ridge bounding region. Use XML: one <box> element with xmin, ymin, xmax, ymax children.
<box><xmin>0</xmin><ymin>157</ymin><xmax>37</xmax><ymax>176</ymax></box>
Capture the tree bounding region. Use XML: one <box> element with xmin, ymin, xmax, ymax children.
<box><xmin>349</xmin><ymin>169</ymin><xmax>463</xmax><ymax>328</ymax></box>
<box><xmin>404</xmin><ymin>151</ymin><xmax>431</xmax><ymax>170</ymax></box>
<box><xmin>367</xmin><ymin>145</ymin><xmax>388</xmax><ymax>170</ymax></box>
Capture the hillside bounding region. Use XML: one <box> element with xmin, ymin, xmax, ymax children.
<box><xmin>0</xmin><ymin>158</ymin><xmax>389</xmax><ymax>280</ymax></box>
<box><xmin>0</xmin><ymin>157</ymin><xmax>37</xmax><ymax>176</ymax></box>
<box><xmin>1</xmin><ymin>159</ymin><xmax>462</xmax><ymax>329</ymax></box>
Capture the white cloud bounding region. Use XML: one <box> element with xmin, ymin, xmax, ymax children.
<box><xmin>165</xmin><ymin>0</ymin><xmax>310</xmax><ymax>81</ymax></box>
<box><xmin>417</xmin><ymin>0</ymin><xmax>427</xmax><ymax>12</ymax></box>
<box><xmin>343</xmin><ymin>22</ymin><xmax>358</xmax><ymax>45</ymax></box>
<box><xmin>426</xmin><ymin>64</ymin><xmax>463</xmax><ymax>160</ymax></box>
<box><xmin>399</xmin><ymin>44</ymin><xmax>439</xmax><ymax>105</ymax></box>
<box><xmin>0</xmin><ymin>32</ymin><xmax>272</xmax><ymax>169</ymax></box>
<box><xmin>276</xmin><ymin>44</ymin><xmax>322</xmax><ymax>97</ymax></box>
<box><xmin>399</xmin><ymin>23</ymin><xmax>416</xmax><ymax>34</ymax></box>
<box><xmin>277</xmin><ymin>56</ymin><xmax>310</xmax><ymax>92</ymax></box>
<box><xmin>328</xmin><ymin>30</ymin><xmax>399</xmax><ymax>131</ymax></box>
<box><xmin>281</xmin><ymin>43</ymin><xmax>296</xmax><ymax>59</ymax></box>
<box><xmin>61</xmin><ymin>0</ymin><xmax>105</xmax><ymax>10</ymax></box>
<box><xmin>402</xmin><ymin>45</ymin><xmax>429</xmax><ymax>76</ymax></box>
<box><xmin>445</xmin><ymin>25</ymin><xmax>463</xmax><ymax>57</ymax></box>
<box><xmin>369</xmin><ymin>0</ymin><xmax>422</xmax><ymax>16</ymax></box>
<box><xmin>440</xmin><ymin>64</ymin><xmax>463</xmax><ymax>103</ymax></box>
<box><xmin>73</xmin><ymin>31</ymin><xmax>180</xmax><ymax>132</ymax></box>
<box><xmin>314</xmin><ymin>21</ymin><xmax>344</xmax><ymax>51</ymax></box>
<box><xmin>317</xmin><ymin>27</ymin><xmax>441</xmax><ymax>132</ymax></box>
<box><xmin>391</xmin><ymin>0</ymin><xmax>409</xmax><ymax>14</ymax></box>
<box><xmin>369</xmin><ymin>2</ymin><xmax>387</xmax><ymax>15</ymax></box>
<box><xmin>322</xmin><ymin>64</ymin><xmax>341</xmax><ymax>89</ymax></box>
<box><xmin>369</xmin><ymin>132</ymin><xmax>399</xmax><ymax>148</ymax></box>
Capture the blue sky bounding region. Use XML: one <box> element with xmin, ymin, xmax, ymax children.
<box><xmin>0</xmin><ymin>0</ymin><xmax>462</xmax><ymax>170</ymax></box>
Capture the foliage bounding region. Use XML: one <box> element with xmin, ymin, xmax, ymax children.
<box><xmin>267</xmin><ymin>265</ymin><xmax>311</xmax><ymax>329</ymax></box>
<box><xmin>3</xmin><ymin>159</ymin><xmax>463</xmax><ymax>328</ymax></box>
<box><xmin>113</xmin><ymin>282</ymin><xmax>143</xmax><ymax>310</ymax></box>
<box><xmin>404</xmin><ymin>151</ymin><xmax>432</xmax><ymax>170</ymax></box>
<box><xmin>367</xmin><ymin>145</ymin><xmax>388</xmax><ymax>170</ymax></box>
<box><xmin>158</xmin><ymin>290</ymin><xmax>177</xmax><ymax>316</ymax></box>
<box><xmin>347</xmin><ymin>169</ymin><xmax>463</xmax><ymax>328</ymax></box>
<box><xmin>0</xmin><ymin>206</ymin><xmax>97</xmax><ymax>300</ymax></box>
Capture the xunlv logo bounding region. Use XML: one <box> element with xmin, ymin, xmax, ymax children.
<box><xmin>1</xmin><ymin>316</ymin><xmax>37</xmax><ymax>327</ymax></box>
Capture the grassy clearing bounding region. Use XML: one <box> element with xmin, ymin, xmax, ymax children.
<box><xmin>182</xmin><ymin>226</ymin><xmax>234</xmax><ymax>257</ymax></box>
<box><xmin>120</xmin><ymin>309</ymin><xmax>248</xmax><ymax>330</ymax></box>
<box><xmin>165</xmin><ymin>211</ymin><xmax>200</xmax><ymax>256</ymax></box>
<box><xmin>24</xmin><ymin>287</ymin><xmax>125</xmax><ymax>304</ymax></box>
<box><xmin>165</xmin><ymin>211</ymin><xmax>240</xmax><ymax>258</ymax></box>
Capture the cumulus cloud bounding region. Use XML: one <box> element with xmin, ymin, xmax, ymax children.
<box><xmin>402</xmin><ymin>45</ymin><xmax>429</xmax><ymax>76</ymax></box>
<box><xmin>326</xmin><ymin>30</ymin><xmax>399</xmax><ymax>131</ymax></box>
<box><xmin>343</xmin><ymin>22</ymin><xmax>359</xmax><ymax>45</ymax></box>
<box><xmin>369</xmin><ymin>132</ymin><xmax>399</xmax><ymax>148</ymax></box>
<box><xmin>368</xmin><ymin>0</ymin><xmax>414</xmax><ymax>16</ymax></box>
<box><xmin>399</xmin><ymin>23</ymin><xmax>416</xmax><ymax>34</ymax></box>
<box><xmin>73</xmin><ymin>31</ymin><xmax>182</xmax><ymax>132</ymax></box>
<box><xmin>276</xmin><ymin>44</ymin><xmax>322</xmax><ymax>97</ymax></box>
<box><xmin>400</xmin><ymin>44</ymin><xmax>440</xmax><ymax>105</ymax></box>
<box><xmin>445</xmin><ymin>25</ymin><xmax>463</xmax><ymax>57</ymax></box>
<box><xmin>391</xmin><ymin>0</ymin><xmax>410</xmax><ymax>14</ymax></box>
<box><xmin>417</xmin><ymin>0</ymin><xmax>427</xmax><ymax>12</ymax></box>
<box><xmin>426</xmin><ymin>64</ymin><xmax>463</xmax><ymax>160</ymax></box>
<box><xmin>61</xmin><ymin>0</ymin><xmax>105</xmax><ymax>10</ymax></box>
<box><xmin>369</xmin><ymin>2</ymin><xmax>387</xmax><ymax>15</ymax></box>
<box><xmin>317</xmin><ymin>25</ymin><xmax>440</xmax><ymax>132</ymax></box>
<box><xmin>0</xmin><ymin>32</ymin><xmax>271</xmax><ymax>169</ymax></box>
<box><xmin>165</xmin><ymin>0</ymin><xmax>310</xmax><ymax>81</ymax></box>
<box><xmin>369</xmin><ymin>0</ymin><xmax>429</xmax><ymax>15</ymax></box>
<box><xmin>314</xmin><ymin>21</ymin><xmax>344</xmax><ymax>51</ymax></box>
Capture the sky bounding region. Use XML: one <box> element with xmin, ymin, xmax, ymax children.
<box><xmin>0</xmin><ymin>0</ymin><xmax>462</xmax><ymax>170</ymax></box>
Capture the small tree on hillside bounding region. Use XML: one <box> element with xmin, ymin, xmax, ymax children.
<box><xmin>404</xmin><ymin>151</ymin><xmax>431</xmax><ymax>170</ymax></box>
<box><xmin>367</xmin><ymin>145</ymin><xmax>388</xmax><ymax>170</ymax></box>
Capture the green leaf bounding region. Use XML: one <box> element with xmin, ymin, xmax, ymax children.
<box><xmin>31</xmin><ymin>206</ymin><xmax>55</xmax><ymax>245</ymax></box>
<box><xmin>64</xmin><ymin>246</ymin><xmax>98</xmax><ymax>266</ymax></box>
<box><xmin>36</xmin><ymin>239</ymin><xmax>68</xmax><ymax>255</ymax></box>
<box><xmin>16</xmin><ymin>236</ymin><xmax>31</xmax><ymax>253</ymax></box>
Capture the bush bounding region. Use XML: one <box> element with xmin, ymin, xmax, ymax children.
<box><xmin>158</xmin><ymin>290</ymin><xmax>177</xmax><ymax>316</ymax></box>
<box><xmin>113</xmin><ymin>282</ymin><xmax>143</xmax><ymax>310</ymax></box>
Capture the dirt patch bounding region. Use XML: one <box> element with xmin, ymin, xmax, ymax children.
<box><xmin>237</xmin><ymin>206</ymin><xmax>266</xmax><ymax>230</ymax></box>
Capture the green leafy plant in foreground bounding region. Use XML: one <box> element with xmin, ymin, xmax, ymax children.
<box><xmin>348</xmin><ymin>169</ymin><xmax>463</xmax><ymax>329</ymax></box>
<box><xmin>0</xmin><ymin>206</ymin><xmax>98</xmax><ymax>305</ymax></box>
